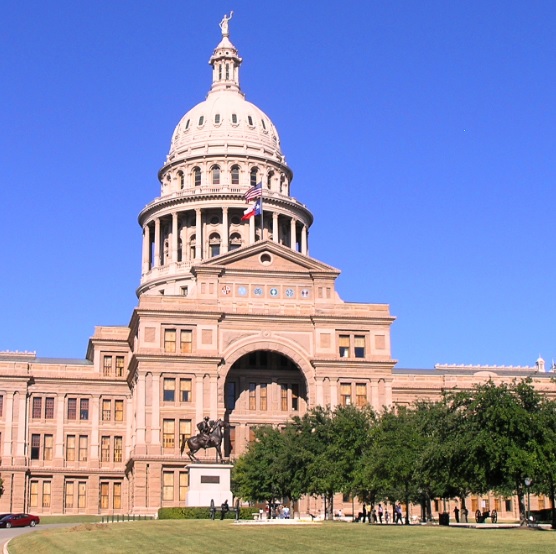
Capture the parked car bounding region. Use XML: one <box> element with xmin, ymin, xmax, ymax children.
<box><xmin>0</xmin><ymin>513</ymin><xmax>40</xmax><ymax>528</ymax></box>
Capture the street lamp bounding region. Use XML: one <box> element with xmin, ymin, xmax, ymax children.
<box><xmin>524</xmin><ymin>477</ymin><xmax>532</xmax><ymax>525</ymax></box>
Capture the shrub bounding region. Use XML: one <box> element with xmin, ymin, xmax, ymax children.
<box><xmin>158</xmin><ymin>506</ymin><xmax>254</xmax><ymax>520</ymax></box>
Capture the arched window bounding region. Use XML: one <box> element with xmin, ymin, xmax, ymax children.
<box><xmin>218</xmin><ymin>65</ymin><xmax>222</xmax><ymax>80</ymax></box>
<box><xmin>189</xmin><ymin>234</ymin><xmax>196</xmax><ymax>260</ymax></box>
<box><xmin>225</xmin><ymin>64</ymin><xmax>229</xmax><ymax>80</ymax></box>
<box><xmin>229</xmin><ymin>233</ymin><xmax>242</xmax><ymax>251</ymax></box>
<box><xmin>250</xmin><ymin>167</ymin><xmax>259</xmax><ymax>187</ymax></box>
<box><xmin>267</xmin><ymin>171</ymin><xmax>274</xmax><ymax>189</ymax></box>
<box><xmin>231</xmin><ymin>165</ymin><xmax>240</xmax><ymax>185</ymax></box>
<box><xmin>214</xmin><ymin>113</ymin><xmax>221</xmax><ymax>124</ymax></box>
<box><xmin>193</xmin><ymin>167</ymin><xmax>201</xmax><ymax>187</ymax></box>
<box><xmin>209</xmin><ymin>233</ymin><xmax>221</xmax><ymax>258</ymax></box>
<box><xmin>211</xmin><ymin>165</ymin><xmax>220</xmax><ymax>185</ymax></box>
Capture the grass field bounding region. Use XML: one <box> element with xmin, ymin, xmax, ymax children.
<box><xmin>7</xmin><ymin>520</ymin><xmax>555</xmax><ymax>554</ymax></box>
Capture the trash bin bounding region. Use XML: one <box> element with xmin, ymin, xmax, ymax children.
<box><xmin>439</xmin><ymin>512</ymin><xmax>450</xmax><ymax>526</ymax></box>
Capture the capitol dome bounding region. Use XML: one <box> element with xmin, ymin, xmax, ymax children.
<box><xmin>165</xmin><ymin>35</ymin><xmax>285</xmax><ymax>170</ymax></box>
<box><xmin>138</xmin><ymin>16</ymin><xmax>313</xmax><ymax>297</ymax></box>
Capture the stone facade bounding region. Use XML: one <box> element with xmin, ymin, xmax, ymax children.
<box><xmin>0</xmin><ymin>20</ymin><xmax>553</xmax><ymax>518</ymax></box>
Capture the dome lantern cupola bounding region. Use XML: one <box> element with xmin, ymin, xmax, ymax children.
<box><xmin>209</xmin><ymin>11</ymin><xmax>243</xmax><ymax>96</ymax></box>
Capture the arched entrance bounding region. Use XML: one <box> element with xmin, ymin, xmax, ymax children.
<box><xmin>223</xmin><ymin>350</ymin><xmax>308</xmax><ymax>458</ymax></box>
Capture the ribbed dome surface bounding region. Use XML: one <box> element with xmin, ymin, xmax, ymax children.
<box><xmin>169</xmin><ymin>89</ymin><xmax>283</xmax><ymax>159</ymax></box>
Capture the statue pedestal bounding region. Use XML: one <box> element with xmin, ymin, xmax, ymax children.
<box><xmin>186</xmin><ymin>463</ymin><xmax>233</xmax><ymax>507</ymax></box>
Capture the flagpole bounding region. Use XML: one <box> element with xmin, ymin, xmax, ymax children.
<box><xmin>260</xmin><ymin>183</ymin><xmax>264</xmax><ymax>240</ymax></box>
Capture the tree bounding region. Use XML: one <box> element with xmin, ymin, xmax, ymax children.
<box><xmin>232</xmin><ymin>425</ymin><xmax>293</xmax><ymax>511</ymax></box>
<box><xmin>445</xmin><ymin>379</ymin><xmax>543</xmax><ymax>522</ymax></box>
<box><xmin>360</xmin><ymin>406</ymin><xmax>426</xmax><ymax>523</ymax></box>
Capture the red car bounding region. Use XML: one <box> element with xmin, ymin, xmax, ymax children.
<box><xmin>0</xmin><ymin>513</ymin><xmax>40</xmax><ymax>528</ymax></box>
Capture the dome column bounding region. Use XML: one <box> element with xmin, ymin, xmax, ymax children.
<box><xmin>301</xmin><ymin>225</ymin><xmax>308</xmax><ymax>255</ymax></box>
<box><xmin>290</xmin><ymin>218</ymin><xmax>296</xmax><ymax>251</ymax></box>
<box><xmin>153</xmin><ymin>218</ymin><xmax>161</xmax><ymax>267</ymax></box>
<box><xmin>171</xmin><ymin>212</ymin><xmax>179</xmax><ymax>263</ymax></box>
<box><xmin>249</xmin><ymin>216</ymin><xmax>255</xmax><ymax>244</ymax></box>
<box><xmin>142</xmin><ymin>224</ymin><xmax>151</xmax><ymax>274</ymax></box>
<box><xmin>272</xmin><ymin>212</ymin><xmax>278</xmax><ymax>243</ymax></box>
<box><xmin>195</xmin><ymin>209</ymin><xmax>202</xmax><ymax>259</ymax></box>
<box><xmin>222</xmin><ymin>207</ymin><xmax>229</xmax><ymax>253</ymax></box>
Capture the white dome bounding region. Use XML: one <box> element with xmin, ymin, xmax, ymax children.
<box><xmin>169</xmin><ymin>89</ymin><xmax>283</xmax><ymax>161</ymax></box>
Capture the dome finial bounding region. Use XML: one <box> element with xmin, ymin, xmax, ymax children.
<box><xmin>219</xmin><ymin>11</ymin><xmax>234</xmax><ymax>38</ymax></box>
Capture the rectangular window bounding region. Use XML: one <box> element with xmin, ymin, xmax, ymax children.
<box><xmin>31</xmin><ymin>433</ymin><xmax>40</xmax><ymax>459</ymax></box>
<box><xmin>163</xmin><ymin>419</ymin><xmax>175</xmax><ymax>448</ymax></box>
<box><xmin>539</xmin><ymin>495</ymin><xmax>546</xmax><ymax>510</ymax></box>
<box><xmin>180</xmin><ymin>330</ymin><xmax>192</xmax><ymax>353</ymax></box>
<box><xmin>225</xmin><ymin>382</ymin><xmax>236</xmax><ymax>410</ymax></box>
<box><xmin>45</xmin><ymin>397</ymin><xmax>54</xmax><ymax>419</ymax></box>
<box><xmin>113</xmin><ymin>482</ymin><xmax>122</xmax><ymax>509</ymax></box>
<box><xmin>179</xmin><ymin>472</ymin><xmax>188</xmax><ymax>502</ymax></box>
<box><xmin>78</xmin><ymin>482</ymin><xmax>86</xmax><ymax>508</ymax></box>
<box><xmin>32</xmin><ymin>397</ymin><xmax>42</xmax><ymax>419</ymax></box>
<box><xmin>78</xmin><ymin>435</ymin><xmax>88</xmax><ymax>461</ymax></box>
<box><xmin>249</xmin><ymin>383</ymin><xmax>256</xmax><ymax>410</ymax></box>
<box><xmin>67</xmin><ymin>398</ymin><xmax>77</xmax><ymax>420</ymax></box>
<box><xmin>356</xmin><ymin>383</ymin><xmax>367</xmax><ymax>407</ymax></box>
<box><xmin>471</xmin><ymin>497</ymin><xmax>478</xmax><ymax>513</ymax></box>
<box><xmin>0</xmin><ymin>395</ymin><xmax>3</xmax><ymax>417</ymax></box>
<box><xmin>291</xmin><ymin>383</ymin><xmax>299</xmax><ymax>411</ymax></box>
<box><xmin>100</xmin><ymin>482</ymin><xmax>109</xmax><ymax>509</ymax></box>
<box><xmin>114</xmin><ymin>436</ymin><xmax>123</xmax><ymax>462</ymax></box>
<box><xmin>339</xmin><ymin>335</ymin><xmax>350</xmax><ymax>358</ymax></box>
<box><xmin>340</xmin><ymin>383</ymin><xmax>352</xmax><ymax>406</ymax></box>
<box><xmin>44</xmin><ymin>434</ymin><xmax>53</xmax><ymax>461</ymax></box>
<box><xmin>180</xmin><ymin>378</ymin><xmax>192</xmax><ymax>402</ymax></box>
<box><xmin>42</xmin><ymin>481</ymin><xmax>51</xmax><ymax>508</ymax></box>
<box><xmin>494</xmin><ymin>497</ymin><xmax>502</xmax><ymax>511</ymax></box>
<box><xmin>80</xmin><ymin>398</ymin><xmax>89</xmax><ymax>420</ymax></box>
<box><xmin>101</xmin><ymin>399</ymin><xmax>111</xmax><ymax>421</ymax></box>
<box><xmin>179</xmin><ymin>420</ymin><xmax>191</xmax><ymax>452</ymax></box>
<box><xmin>164</xmin><ymin>329</ymin><xmax>176</xmax><ymax>353</ymax></box>
<box><xmin>354</xmin><ymin>335</ymin><xmax>366</xmax><ymax>358</ymax></box>
<box><xmin>114</xmin><ymin>399</ymin><xmax>124</xmax><ymax>422</ymax></box>
<box><xmin>226</xmin><ymin>426</ymin><xmax>235</xmax><ymax>457</ymax></box>
<box><xmin>103</xmin><ymin>356</ymin><xmax>112</xmax><ymax>376</ymax></box>
<box><xmin>260</xmin><ymin>383</ymin><xmax>267</xmax><ymax>411</ymax></box>
<box><xmin>281</xmin><ymin>384</ymin><xmax>288</xmax><ymax>411</ymax></box>
<box><xmin>163</xmin><ymin>378</ymin><xmax>176</xmax><ymax>402</ymax></box>
<box><xmin>66</xmin><ymin>435</ymin><xmax>75</xmax><ymax>461</ymax></box>
<box><xmin>101</xmin><ymin>436</ymin><xmax>110</xmax><ymax>462</ymax></box>
<box><xmin>65</xmin><ymin>481</ymin><xmax>74</xmax><ymax>509</ymax></box>
<box><xmin>505</xmin><ymin>499</ymin><xmax>512</xmax><ymax>512</ymax></box>
<box><xmin>30</xmin><ymin>481</ymin><xmax>38</xmax><ymax>507</ymax></box>
<box><xmin>115</xmin><ymin>356</ymin><xmax>125</xmax><ymax>377</ymax></box>
<box><xmin>163</xmin><ymin>472</ymin><xmax>174</xmax><ymax>501</ymax></box>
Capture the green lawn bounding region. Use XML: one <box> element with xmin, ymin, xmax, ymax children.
<box><xmin>7</xmin><ymin>520</ymin><xmax>555</xmax><ymax>554</ymax></box>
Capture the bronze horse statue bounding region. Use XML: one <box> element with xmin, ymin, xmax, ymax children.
<box><xmin>181</xmin><ymin>418</ymin><xmax>226</xmax><ymax>463</ymax></box>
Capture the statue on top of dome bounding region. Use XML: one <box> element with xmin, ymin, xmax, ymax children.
<box><xmin>219</xmin><ymin>11</ymin><xmax>233</xmax><ymax>37</ymax></box>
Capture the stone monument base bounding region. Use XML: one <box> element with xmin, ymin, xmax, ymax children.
<box><xmin>186</xmin><ymin>463</ymin><xmax>233</xmax><ymax>507</ymax></box>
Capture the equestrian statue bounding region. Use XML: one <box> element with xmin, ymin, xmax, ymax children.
<box><xmin>181</xmin><ymin>417</ymin><xmax>227</xmax><ymax>463</ymax></box>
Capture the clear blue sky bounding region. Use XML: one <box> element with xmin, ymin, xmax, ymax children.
<box><xmin>1</xmin><ymin>1</ymin><xmax>555</xmax><ymax>369</ymax></box>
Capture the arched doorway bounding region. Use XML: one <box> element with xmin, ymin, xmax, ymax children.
<box><xmin>223</xmin><ymin>350</ymin><xmax>308</xmax><ymax>458</ymax></box>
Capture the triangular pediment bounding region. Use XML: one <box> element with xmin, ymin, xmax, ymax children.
<box><xmin>193</xmin><ymin>240</ymin><xmax>340</xmax><ymax>278</ymax></box>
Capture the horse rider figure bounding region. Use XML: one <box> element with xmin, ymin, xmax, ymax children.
<box><xmin>197</xmin><ymin>417</ymin><xmax>214</xmax><ymax>446</ymax></box>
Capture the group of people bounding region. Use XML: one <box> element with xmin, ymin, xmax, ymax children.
<box><xmin>356</xmin><ymin>502</ymin><xmax>405</xmax><ymax>524</ymax></box>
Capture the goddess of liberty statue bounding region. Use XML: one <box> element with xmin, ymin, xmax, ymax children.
<box><xmin>220</xmin><ymin>11</ymin><xmax>233</xmax><ymax>37</ymax></box>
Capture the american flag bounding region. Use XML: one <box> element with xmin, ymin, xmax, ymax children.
<box><xmin>244</xmin><ymin>182</ymin><xmax>262</xmax><ymax>202</ymax></box>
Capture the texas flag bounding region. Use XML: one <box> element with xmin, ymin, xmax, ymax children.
<box><xmin>241</xmin><ymin>199</ymin><xmax>262</xmax><ymax>221</ymax></box>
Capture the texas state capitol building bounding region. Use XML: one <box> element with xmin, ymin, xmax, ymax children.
<box><xmin>0</xmin><ymin>19</ymin><xmax>554</xmax><ymax>518</ymax></box>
